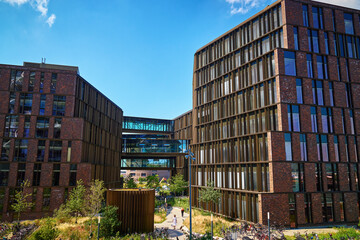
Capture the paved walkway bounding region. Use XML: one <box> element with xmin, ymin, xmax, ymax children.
<box><xmin>155</xmin><ymin>207</ymin><xmax>189</xmax><ymax>239</ymax></box>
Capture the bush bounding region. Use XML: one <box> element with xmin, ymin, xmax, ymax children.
<box><xmin>53</xmin><ymin>204</ymin><xmax>71</xmax><ymax>223</ymax></box>
<box><xmin>100</xmin><ymin>205</ymin><xmax>121</xmax><ymax>238</ymax></box>
<box><xmin>29</xmin><ymin>218</ymin><xmax>59</xmax><ymax>240</ymax></box>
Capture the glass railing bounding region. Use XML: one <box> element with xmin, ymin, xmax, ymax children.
<box><xmin>121</xmin><ymin>158</ymin><xmax>175</xmax><ymax>168</ymax></box>
<box><xmin>122</xmin><ymin>139</ymin><xmax>188</xmax><ymax>153</ymax></box>
<box><xmin>122</xmin><ymin>116</ymin><xmax>174</xmax><ymax>132</ymax></box>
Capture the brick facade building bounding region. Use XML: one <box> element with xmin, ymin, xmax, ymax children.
<box><xmin>0</xmin><ymin>62</ymin><xmax>123</xmax><ymax>220</ymax></box>
<box><xmin>191</xmin><ymin>0</ymin><xmax>360</xmax><ymax>226</ymax></box>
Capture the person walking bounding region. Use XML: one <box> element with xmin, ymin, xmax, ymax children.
<box><xmin>172</xmin><ymin>215</ymin><xmax>177</xmax><ymax>230</ymax></box>
<box><xmin>181</xmin><ymin>208</ymin><xmax>184</xmax><ymax>217</ymax></box>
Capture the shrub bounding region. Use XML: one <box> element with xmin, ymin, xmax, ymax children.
<box><xmin>29</xmin><ymin>218</ymin><xmax>59</xmax><ymax>240</ymax></box>
<box><xmin>53</xmin><ymin>204</ymin><xmax>71</xmax><ymax>223</ymax></box>
<box><xmin>100</xmin><ymin>205</ymin><xmax>121</xmax><ymax>238</ymax></box>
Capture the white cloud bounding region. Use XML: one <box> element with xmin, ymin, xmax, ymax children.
<box><xmin>225</xmin><ymin>0</ymin><xmax>260</xmax><ymax>15</ymax></box>
<box><xmin>1</xmin><ymin>0</ymin><xmax>56</xmax><ymax>26</ymax></box>
<box><xmin>46</xmin><ymin>13</ymin><xmax>55</xmax><ymax>27</ymax></box>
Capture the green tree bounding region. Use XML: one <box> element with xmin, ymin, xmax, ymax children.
<box><xmin>125</xmin><ymin>177</ymin><xmax>138</xmax><ymax>188</ymax></box>
<box><xmin>29</xmin><ymin>218</ymin><xmax>59</xmax><ymax>240</ymax></box>
<box><xmin>198</xmin><ymin>181</ymin><xmax>221</xmax><ymax>211</ymax></box>
<box><xmin>169</xmin><ymin>173</ymin><xmax>188</xmax><ymax>196</ymax></box>
<box><xmin>146</xmin><ymin>175</ymin><xmax>159</xmax><ymax>189</ymax></box>
<box><xmin>86</xmin><ymin>179</ymin><xmax>107</xmax><ymax>219</ymax></box>
<box><xmin>138</xmin><ymin>177</ymin><xmax>146</xmax><ymax>184</ymax></box>
<box><xmin>11</xmin><ymin>179</ymin><xmax>33</xmax><ymax>222</ymax></box>
<box><xmin>66</xmin><ymin>179</ymin><xmax>86</xmax><ymax>223</ymax></box>
<box><xmin>100</xmin><ymin>206</ymin><xmax>121</xmax><ymax>238</ymax></box>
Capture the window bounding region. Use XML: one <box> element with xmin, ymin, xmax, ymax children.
<box><xmin>52</xmin><ymin>96</ymin><xmax>66</xmax><ymax>116</ymax></box>
<box><xmin>14</xmin><ymin>139</ymin><xmax>28</xmax><ymax>162</ymax></box>
<box><xmin>9</xmin><ymin>92</ymin><xmax>15</xmax><ymax>114</ymax></box>
<box><xmin>285</xmin><ymin>133</ymin><xmax>292</xmax><ymax>161</ymax></box>
<box><xmin>322</xmin><ymin>193</ymin><xmax>334</xmax><ymax>222</ymax></box>
<box><xmin>53</xmin><ymin>118</ymin><xmax>61</xmax><ymax>139</ymax></box>
<box><xmin>28</xmin><ymin>72</ymin><xmax>35</xmax><ymax>92</ymax></box>
<box><xmin>316</xmin><ymin>56</ymin><xmax>328</xmax><ymax>79</ymax></box>
<box><xmin>10</xmin><ymin>70</ymin><xmax>24</xmax><ymax>92</ymax></box>
<box><xmin>50</xmin><ymin>73</ymin><xmax>57</xmax><ymax>93</ymax></box>
<box><xmin>345</xmin><ymin>83</ymin><xmax>352</xmax><ymax>108</ymax></box>
<box><xmin>37</xmin><ymin>140</ymin><xmax>45</xmax><ymax>162</ymax></box>
<box><xmin>289</xmin><ymin>194</ymin><xmax>297</xmax><ymax>227</ymax></box>
<box><xmin>19</xmin><ymin>93</ymin><xmax>32</xmax><ymax>114</ymax></box>
<box><xmin>5</xmin><ymin>115</ymin><xmax>18</xmax><ymax>137</ymax></box>
<box><xmin>0</xmin><ymin>163</ymin><xmax>9</xmax><ymax>186</ymax></box>
<box><xmin>40</xmin><ymin>72</ymin><xmax>44</xmax><ymax>93</ymax></box>
<box><xmin>328</xmin><ymin>82</ymin><xmax>334</xmax><ymax>106</ymax></box>
<box><xmin>69</xmin><ymin>164</ymin><xmax>77</xmax><ymax>186</ymax></box>
<box><xmin>304</xmin><ymin>194</ymin><xmax>312</xmax><ymax>223</ymax></box>
<box><xmin>315</xmin><ymin>163</ymin><xmax>323</xmax><ymax>191</ymax></box>
<box><xmin>332</xmin><ymin>10</ymin><xmax>336</xmax><ymax>31</ymax></box>
<box><xmin>23</xmin><ymin>116</ymin><xmax>30</xmax><ymax>138</ymax></box>
<box><xmin>36</xmin><ymin>117</ymin><xmax>49</xmax><ymax>138</ymax></box>
<box><xmin>317</xmin><ymin>135</ymin><xmax>329</xmax><ymax>162</ymax></box>
<box><xmin>349</xmin><ymin>110</ymin><xmax>355</xmax><ymax>135</ymax></box>
<box><xmin>33</xmin><ymin>163</ymin><xmax>41</xmax><ymax>186</ymax></box>
<box><xmin>296</xmin><ymin>79</ymin><xmax>303</xmax><ymax>104</ymax></box>
<box><xmin>39</xmin><ymin>95</ymin><xmax>46</xmax><ymax>115</ymax></box>
<box><xmin>52</xmin><ymin>164</ymin><xmax>60</xmax><ymax>186</ymax></box>
<box><xmin>312</xmin><ymin>7</ymin><xmax>323</xmax><ymax>29</ymax></box>
<box><xmin>49</xmin><ymin>141</ymin><xmax>62</xmax><ymax>162</ymax></box>
<box><xmin>16</xmin><ymin>163</ymin><xmax>26</xmax><ymax>186</ymax></box>
<box><xmin>284</xmin><ymin>51</ymin><xmax>296</xmax><ymax>76</ymax></box>
<box><xmin>291</xmin><ymin>163</ymin><xmax>304</xmax><ymax>192</ymax></box>
<box><xmin>337</xmin><ymin>58</ymin><xmax>341</xmax><ymax>81</ymax></box>
<box><xmin>326</xmin><ymin>163</ymin><xmax>339</xmax><ymax>191</ymax></box>
<box><xmin>67</xmin><ymin>141</ymin><xmax>71</xmax><ymax>162</ymax></box>
<box><xmin>321</xmin><ymin>108</ymin><xmax>333</xmax><ymax>133</ymax></box>
<box><xmin>339</xmin><ymin>194</ymin><xmax>345</xmax><ymax>222</ymax></box>
<box><xmin>306</xmin><ymin>54</ymin><xmax>313</xmax><ymax>78</ymax></box>
<box><xmin>300</xmin><ymin>134</ymin><xmax>308</xmax><ymax>161</ymax></box>
<box><xmin>303</xmin><ymin>5</ymin><xmax>309</xmax><ymax>27</ymax></box>
<box><xmin>324</xmin><ymin>32</ymin><xmax>329</xmax><ymax>54</ymax></box>
<box><xmin>294</xmin><ymin>27</ymin><xmax>299</xmax><ymax>50</ymax></box>
<box><xmin>341</xmin><ymin>109</ymin><xmax>346</xmax><ymax>133</ymax></box>
<box><xmin>334</xmin><ymin>136</ymin><xmax>340</xmax><ymax>162</ymax></box>
<box><xmin>344</xmin><ymin>13</ymin><xmax>354</xmax><ymax>35</ymax></box>
<box><xmin>311</xmin><ymin>107</ymin><xmax>318</xmax><ymax>132</ymax></box>
<box><xmin>1</xmin><ymin>139</ymin><xmax>11</xmax><ymax>161</ymax></box>
<box><xmin>308</xmin><ymin>30</ymin><xmax>319</xmax><ymax>53</ymax></box>
<box><xmin>312</xmin><ymin>80</ymin><xmax>324</xmax><ymax>105</ymax></box>
<box><xmin>42</xmin><ymin>188</ymin><xmax>51</xmax><ymax>211</ymax></box>
<box><xmin>288</xmin><ymin>105</ymin><xmax>300</xmax><ymax>132</ymax></box>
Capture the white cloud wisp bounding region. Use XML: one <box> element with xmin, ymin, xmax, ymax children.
<box><xmin>1</xmin><ymin>0</ymin><xmax>56</xmax><ymax>27</ymax></box>
<box><xmin>226</xmin><ymin>0</ymin><xmax>260</xmax><ymax>15</ymax></box>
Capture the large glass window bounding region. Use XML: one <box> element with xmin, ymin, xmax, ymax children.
<box><xmin>16</xmin><ymin>163</ymin><xmax>26</xmax><ymax>186</ymax></box>
<box><xmin>294</xmin><ymin>27</ymin><xmax>299</xmax><ymax>50</ymax></box>
<box><xmin>5</xmin><ymin>115</ymin><xmax>19</xmax><ymax>137</ymax></box>
<box><xmin>308</xmin><ymin>30</ymin><xmax>319</xmax><ymax>53</ymax></box>
<box><xmin>0</xmin><ymin>163</ymin><xmax>9</xmax><ymax>186</ymax></box>
<box><xmin>19</xmin><ymin>93</ymin><xmax>32</xmax><ymax>115</ymax></box>
<box><xmin>1</xmin><ymin>139</ymin><xmax>11</xmax><ymax>161</ymax></box>
<box><xmin>322</xmin><ymin>193</ymin><xmax>334</xmax><ymax>222</ymax></box>
<box><xmin>312</xmin><ymin>7</ymin><xmax>323</xmax><ymax>29</ymax></box>
<box><xmin>326</xmin><ymin>163</ymin><xmax>339</xmax><ymax>191</ymax></box>
<box><xmin>52</xmin><ymin>164</ymin><xmax>60</xmax><ymax>186</ymax></box>
<box><xmin>23</xmin><ymin>116</ymin><xmax>30</xmax><ymax>138</ymax></box>
<box><xmin>10</xmin><ymin>70</ymin><xmax>24</xmax><ymax>92</ymax></box>
<box><xmin>315</xmin><ymin>163</ymin><xmax>323</xmax><ymax>191</ymax></box>
<box><xmin>36</xmin><ymin>117</ymin><xmax>49</xmax><ymax>138</ymax></box>
<box><xmin>9</xmin><ymin>92</ymin><xmax>15</xmax><ymax>114</ymax></box>
<box><xmin>39</xmin><ymin>95</ymin><xmax>46</xmax><ymax>115</ymax></box>
<box><xmin>303</xmin><ymin>5</ymin><xmax>309</xmax><ymax>27</ymax></box>
<box><xmin>311</xmin><ymin>107</ymin><xmax>318</xmax><ymax>132</ymax></box>
<box><xmin>28</xmin><ymin>72</ymin><xmax>35</xmax><ymax>92</ymax></box>
<box><xmin>321</xmin><ymin>108</ymin><xmax>333</xmax><ymax>133</ymax></box>
<box><xmin>50</xmin><ymin>73</ymin><xmax>57</xmax><ymax>93</ymax></box>
<box><xmin>344</xmin><ymin>13</ymin><xmax>354</xmax><ymax>35</ymax></box>
<box><xmin>53</xmin><ymin>118</ymin><xmax>61</xmax><ymax>139</ymax></box>
<box><xmin>52</xmin><ymin>96</ymin><xmax>66</xmax><ymax>116</ymax></box>
<box><xmin>14</xmin><ymin>139</ymin><xmax>28</xmax><ymax>162</ymax></box>
<box><xmin>328</xmin><ymin>82</ymin><xmax>334</xmax><ymax>106</ymax></box>
<box><xmin>49</xmin><ymin>141</ymin><xmax>62</xmax><ymax>162</ymax></box>
<box><xmin>296</xmin><ymin>79</ymin><xmax>303</xmax><ymax>104</ymax></box>
<box><xmin>316</xmin><ymin>56</ymin><xmax>328</xmax><ymax>79</ymax></box>
<box><xmin>288</xmin><ymin>105</ymin><xmax>300</xmax><ymax>132</ymax></box>
<box><xmin>42</xmin><ymin>188</ymin><xmax>51</xmax><ymax>211</ymax></box>
<box><xmin>33</xmin><ymin>163</ymin><xmax>41</xmax><ymax>186</ymax></box>
<box><xmin>285</xmin><ymin>133</ymin><xmax>292</xmax><ymax>161</ymax></box>
<box><xmin>40</xmin><ymin>72</ymin><xmax>44</xmax><ymax>93</ymax></box>
<box><xmin>300</xmin><ymin>134</ymin><xmax>308</xmax><ymax>161</ymax></box>
<box><xmin>324</xmin><ymin>32</ymin><xmax>329</xmax><ymax>55</ymax></box>
<box><xmin>334</xmin><ymin>136</ymin><xmax>340</xmax><ymax>162</ymax></box>
<box><xmin>284</xmin><ymin>51</ymin><xmax>296</xmax><ymax>76</ymax></box>
<box><xmin>291</xmin><ymin>163</ymin><xmax>304</xmax><ymax>192</ymax></box>
<box><xmin>312</xmin><ymin>80</ymin><xmax>324</xmax><ymax>105</ymax></box>
<box><xmin>69</xmin><ymin>164</ymin><xmax>77</xmax><ymax>186</ymax></box>
<box><xmin>317</xmin><ymin>135</ymin><xmax>329</xmax><ymax>162</ymax></box>
<box><xmin>307</xmin><ymin>54</ymin><xmax>313</xmax><ymax>78</ymax></box>
<box><xmin>37</xmin><ymin>140</ymin><xmax>45</xmax><ymax>162</ymax></box>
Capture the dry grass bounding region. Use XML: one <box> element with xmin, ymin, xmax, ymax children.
<box><xmin>183</xmin><ymin>209</ymin><xmax>234</xmax><ymax>235</ymax></box>
<box><xmin>154</xmin><ymin>210</ymin><xmax>167</xmax><ymax>223</ymax></box>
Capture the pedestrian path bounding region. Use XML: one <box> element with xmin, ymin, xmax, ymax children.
<box><xmin>155</xmin><ymin>207</ymin><xmax>189</xmax><ymax>239</ymax></box>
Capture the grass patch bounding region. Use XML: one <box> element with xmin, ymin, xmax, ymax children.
<box><xmin>285</xmin><ymin>227</ymin><xmax>360</xmax><ymax>240</ymax></box>
<box><xmin>169</xmin><ymin>197</ymin><xmax>189</xmax><ymax>211</ymax></box>
<box><xmin>183</xmin><ymin>209</ymin><xmax>234</xmax><ymax>237</ymax></box>
<box><xmin>154</xmin><ymin>209</ymin><xmax>167</xmax><ymax>223</ymax></box>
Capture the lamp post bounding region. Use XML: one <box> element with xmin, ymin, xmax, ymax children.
<box><xmin>98</xmin><ymin>215</ymin><xmax>101</xmax><ymax>240</ymax></box>
<box><xmin>185</xmin><ymin>149</ymin><xmax>196</xmax><ymax>240</ymax></box>
<box><xmin>268</xmin><ymin>212</ymin><xmax>270</xmax><ymax>240</ymax></box>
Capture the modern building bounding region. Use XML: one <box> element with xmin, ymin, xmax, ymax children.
<box><xmin>0</xmin><ymin>62</ymin><xmax>123</xmax><ymax>220</ymax></box>
<box><xmin>190</xmin><ymin>0</ymin><xmax>360</xmax><ymax>227</ymax></box>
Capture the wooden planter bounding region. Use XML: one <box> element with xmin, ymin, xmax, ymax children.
<box><xmin>106</xmin><ymin>189</ymin><xmax>155</xmax><ymax>233</ymax></box>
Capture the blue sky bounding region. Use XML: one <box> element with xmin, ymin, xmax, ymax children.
<box><xmin>0</xmin><ymin>0</ymin><xmax>358</xmax><ymax>119</ymax></box>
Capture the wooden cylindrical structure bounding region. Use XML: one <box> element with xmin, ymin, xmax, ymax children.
<box><xmin>106</xmin><ymin>189</ymin><xmax>155</xmax><ymax>233</ymax></box>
